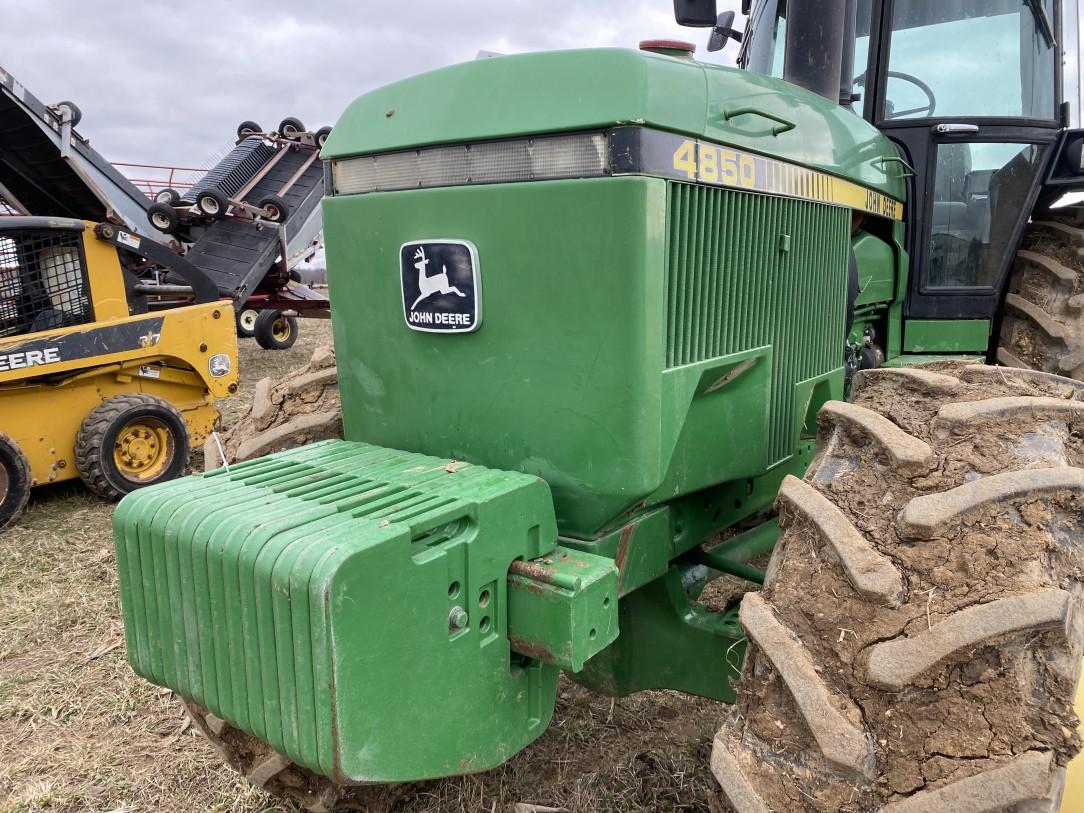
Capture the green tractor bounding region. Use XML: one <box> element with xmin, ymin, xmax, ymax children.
<box><xmin>113</xmin><ymin>0</ymin><xmax>1084</xmax><ymax>810</ymax></box>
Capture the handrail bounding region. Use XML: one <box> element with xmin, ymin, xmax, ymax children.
<box><xmin>721</xmin><ymin>107</ymin><xmax>797</xmax><ymax>136</ymax></box>
<box><xmin>874</xmin><ymin>155</ymin><xmax>916</xmax><ymax>178</ymax></box>
<box><xmin>114</xmin><ymin>162</ymin><xmax>209</xmax><ymax>198</ymax></box>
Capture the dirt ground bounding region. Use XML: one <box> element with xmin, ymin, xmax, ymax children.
<box><xmin>0</xmin><ymin>317</ymin><xmax>732</xmax><ymax>813</ymax></box>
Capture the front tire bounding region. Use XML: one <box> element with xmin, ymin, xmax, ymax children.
<box><xmin>254</xmin><ymin>309</ymin><xmax>298</xmax><ymax>350</ymax></box>
<box><xmin>75</xmin><ymin>394</ymin><xmax>190</xmax><ymax>500</ymax></box>
<box><xmin>712</xmin><ymin>364</ymin><xmax>1084</xmax><ymax>812</ymax></box>
<box><xmin>0</xmin><ymin>432</ymin><xmax>31</xmax><ymax>531</ymax></box>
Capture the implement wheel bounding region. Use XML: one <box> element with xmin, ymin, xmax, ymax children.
<box><xmin>184</xmin><ymin>700</ymin><xmax>409</xmax><ymax>813</ymax></box>
<box><xmin>0</xmin><ymin>432</ymin><xmax>31</xmax><ymax>531</ymax></box>
<box><xmin>236</xmin><ymin>307</ymin><xmax>258</xmax><ymax>338</ymax></box>
<box><xmin>196</xmin><ymin>188</ymin><xmax>229</xmax><ymax>220</ymax></box>
<box><xmin>258</xmin><ymin>194</ymin><xmax>289</xmax><ymax>223</ymax></box>
<box><xmin>278</xmin><ymin>116</ymin><xmax>305</xmax><ymax>140</ymax></box>
<box><xmin>254</xmin><ymin>309</ymin><xmax>298</xmax><ymax>350</ymax></box>
<box><xmin>55</xmin><ymin>99</ymin><xmax>82</xmax><ymax>126</ymax></box>
<box><xmin>237</xmin><ymin>120</ymin><xmax>262</xmax><ymax>140</ymax></box>
<box><xmin>75</xmin><ymin>394</ymin><xmax>189</xmax><ymax>500</ymax></box>
<box><xmin>147</xmin><ymin>202</ymin><xmax>180</xmax><ymax>234</ymax></box>
<box><xmin>998</xmin><ymin>205</ymin><xmax>1084</xmax><ymax>379</ymax></box>
<box><xmin>154</xmin><ymin>188</ymin><xmax>180</xmax><ymax>206</ymax></box>
<box><xmin>712</xmin><ymin>365</ymin><xmax>1084</xmax><ymax>812</ymax></box>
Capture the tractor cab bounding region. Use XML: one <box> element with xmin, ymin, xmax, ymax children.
<box><xmin>716</xmin><ymin>0</ymin><xmax>1083</xmax><ymax>331</ymax></box>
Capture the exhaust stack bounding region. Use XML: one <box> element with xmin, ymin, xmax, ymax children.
<box><xmin>783</xmin><ymin>0</ymin><xmax>847</xmax><ymax>103</ymax></box>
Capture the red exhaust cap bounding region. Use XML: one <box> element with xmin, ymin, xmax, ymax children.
<box><xmin>639</xmin><ymin>39</ymin><xmax>696</xmax><ymax>59</ymax></box>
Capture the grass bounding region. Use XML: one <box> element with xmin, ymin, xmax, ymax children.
<box><xmin>0</xmin><ymin>318</ymin><xmax>730</xmax><ymax>813</ymax></box>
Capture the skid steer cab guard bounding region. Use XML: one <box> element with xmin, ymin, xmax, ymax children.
<box><xmin>0</xmin><ymin>217</ymin><xmax>237</xmax><ymax>528</ymax></box>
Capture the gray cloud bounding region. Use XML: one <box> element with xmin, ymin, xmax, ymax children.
<box><xmin>2</xmin><ymin>1</ymin><xmax>740</xmax><ymax>170</ymax></box>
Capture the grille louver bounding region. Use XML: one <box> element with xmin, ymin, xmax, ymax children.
<box><xmin>665</xmin><ymin>183</ymin><xmax>849</xmax><ymax>463</ymax></box>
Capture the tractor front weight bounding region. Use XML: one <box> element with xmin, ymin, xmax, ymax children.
<box><xmin>114</xmin><ymin>439</ymin><xmax>619</xmax><ymax>783</ymax></box>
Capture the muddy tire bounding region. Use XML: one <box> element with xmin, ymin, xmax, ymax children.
<box><xmin>998</xmin><ymin>205</ymin><xmax>1084</xmax><ymax>380</ymax></box>
<box><xmin>183</xmin><ymin>700</ymin><xmax>408</xmax><ymax>813</ymax></box>
<box><xmin>712</xmin><ymin>364</ymin><xmax>1084</xmax><ymax>812</ymax></box>
<box><xmin>75</xmin><ymin>394</ymin><xmax>189</xmax><ymax>500</ymax></box>
<box><xmin>204</xmin><ymin>345</ymin><xmax>341</xmax><ymax>470</ymax></box>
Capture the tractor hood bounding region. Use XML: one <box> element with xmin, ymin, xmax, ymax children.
<box><xmin>322</xmin><ymin>47</ymin><xmax>906</xmax><ymax>200</ymax></box>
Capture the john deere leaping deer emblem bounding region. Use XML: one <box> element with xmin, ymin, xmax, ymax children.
<box><xmin>410</xmin><ymin>246</ymin><xmax>466</xmax><ymax>309</ymax></box>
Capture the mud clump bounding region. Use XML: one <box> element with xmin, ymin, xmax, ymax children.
<box><xmin>205</xmin><ymin>345</ymin><xmax>343</xmax><ymax>469</ymax></box>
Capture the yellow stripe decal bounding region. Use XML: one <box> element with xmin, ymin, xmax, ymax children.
<box><xmin>670</xmin><ymin>138</ymin><xmax>904</xmax><ymax>221</ymax></box>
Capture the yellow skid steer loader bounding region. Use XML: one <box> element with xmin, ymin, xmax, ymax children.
<box><xmin>0</xmin><ymin>216</ymin><xmax>238</xmax><ymax>529</ymax></box>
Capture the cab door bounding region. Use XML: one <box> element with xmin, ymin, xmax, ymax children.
<box><xmin>863</xmin><ymin>0</ymin><xmax>1061</xmax><ymax>326</ymax></box>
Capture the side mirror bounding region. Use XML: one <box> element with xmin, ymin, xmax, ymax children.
<box><xmin>708</xmin><ymin>10</ymin><xmax>744</xmax><ymax>52</ymax></box>
<box><xmin>674</xmin><ymin>0</ymin><xmax>718</xmax><ymax>27</ymax></box>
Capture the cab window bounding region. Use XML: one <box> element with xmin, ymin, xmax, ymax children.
<box><xmin>743</xmin><ymin>0</ymin><xmax>787</xmax><ymax>79</ymax></box>
<box><xmin>885</xmin><ymin>0</ymin><xmax>1056</xmax><ymax>120</ymax></box>
<box><xmin>927</xmin><ymin>142</ymin><xmax>1044</xmax><ymax>289</ymax></box>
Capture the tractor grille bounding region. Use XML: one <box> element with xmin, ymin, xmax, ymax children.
<box><xmin>0</xmin><ymin>228</ymin><xmax>91</xmax><ymax>338</ymax></box>
<box><xmin>665</xmin><ymin>183</ymin><xmax>849</xmax><ymax>463</ymax></box>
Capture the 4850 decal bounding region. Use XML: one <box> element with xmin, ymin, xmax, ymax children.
<box><xmin>670</xmin><ymin>138</ymin><xmax>903</xmax><ymax>221</ymax></box>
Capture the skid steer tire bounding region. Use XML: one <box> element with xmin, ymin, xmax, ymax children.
<box><xmin>0</xmin><ymin>432</ymin><xmax>31</xmax><ymax>532</ymax></box>
<box><xmin>712</xmin><ymin>364</ymin><xmax>1084</xmax><ymax>812</ymax></box>
<box><xmin>998</xmin><ymin>205</ymin><xmax>1084</xmax><ymax>380</ymax></box>
<box><xmin>75</xmin><ymin>394</ymin><xmax>189</xmax><ymax>500</ymax></box>
<box><xmin>183</xmin><ymin>700</ymin><xmax>410</xmax><ymax>813</ymax></box>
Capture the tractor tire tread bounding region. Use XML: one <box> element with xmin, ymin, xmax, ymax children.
<box><xmin>999</xmin><ymin>207</ymin><xmax>1084</xmax><ymax>380</ymax></box>
<box><xmin>183</xmin><ymin>700</ymin><xmax>408</xmax><ymax>813</ymax></box>
<box><xmin>712</xmin><ymin>365</ymin><xmax>1084</xmax><ymax>812</ymax></box>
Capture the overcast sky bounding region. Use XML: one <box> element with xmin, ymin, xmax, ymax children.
<box><xmin>2</xmin><ymin>1</ymin><xmax>741</xmax><ymax>172</ymax></box>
